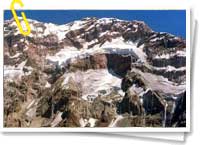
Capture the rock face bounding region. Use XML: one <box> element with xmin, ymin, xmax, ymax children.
<box><xmin>171</xmin><ymin>92</ymin><xmax>186</xmax><ymax>127</ymax></box>
<box><xmin>3</xmin><ymin>17</ymin><xmax>186</xmax><ymax>128</ymax></box>
<box><xmin>118</xmin><ymin>89</ymin><xmax>143</xmax><ymax>115</ymax></box>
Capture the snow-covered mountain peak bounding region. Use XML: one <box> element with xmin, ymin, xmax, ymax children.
<box><xmin>4</xmin><ymin>17</ymin><xmax>186</xmax><ymax>128</ymax></box>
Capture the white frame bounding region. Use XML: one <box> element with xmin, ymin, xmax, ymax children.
<box><xmin>0</xmin><ymin>0</ymin><xmax>190</xmax><ymax>132</ymax></box>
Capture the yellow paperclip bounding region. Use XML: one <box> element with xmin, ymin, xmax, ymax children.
<box><xmin>10</xmin><ymin>0</ymin><xmax>31</xmax><ymax>36</ymax></box>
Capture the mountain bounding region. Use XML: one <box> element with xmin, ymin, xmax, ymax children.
<box><xmin>3</xmin><ymin>17</ymin><xmax>186</xmax><ymax>128</ymax></box>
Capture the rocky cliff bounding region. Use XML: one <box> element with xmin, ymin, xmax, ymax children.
<box><xmin>4</xmin><ymin>17</ymin><xmax>186</xmax><ymax>128</ymax></box>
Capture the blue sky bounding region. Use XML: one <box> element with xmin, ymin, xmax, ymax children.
<box><xmin>4</xmin><ymin>10</ymin><xmax>186</xmax><ymax>38</ymax></box>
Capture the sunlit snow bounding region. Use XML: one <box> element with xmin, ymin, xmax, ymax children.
<box><xmin>62</xmin><ymin>69</ymin><xmax>122</xmax><ymax>101</ymax></box>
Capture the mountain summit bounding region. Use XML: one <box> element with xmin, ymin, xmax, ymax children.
<box><xmin>4</xmin><ymin>17</ymin><xmax>186</xmax><ymax>128</ymax></box>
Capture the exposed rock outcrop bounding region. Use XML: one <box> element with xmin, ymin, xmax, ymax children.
<box><xmin>3</xmin><ymin>17</ymin><xmax>187</xmax><ymax>128</ymax></box>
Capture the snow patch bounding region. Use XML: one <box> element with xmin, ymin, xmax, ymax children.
<box><xmin>51</xmin><ymin>112</ymin><xmax>63</xmax><ymax>127</ymax></box>
<box><xmin>101</xmin><ymin>37</ymin><xmax>147</xmax><ymax>62</ymax></box>
<box><xmin>4</xmin><ymin>60</ymin><xmax>33</xmax><ymax>80</ymax></box>
<box><xmin>46</xmin><ymin>37</ymin><xmax>147</xmax><ymax>66</ymax></box>
<box><xmin>88</xmin><ymin>118</ymin><xmax>97</xmax><ymax>127</ymax></box>
<box><xmin>44</xmin><ymin>23</ymin><xmax>69</xmax><ymax>41</ymax></box>
<box><xmin>131</xmin><ymin>69</ymin><xmax>185</xmax><ymax>95</ymax></box>
<box><xmin>9</xmin><ymin>52</ymin><xmax>22</xmax><ymax>59</ymax></box>
<box><xmin>70</xmin><ymin>20</ymin><xmax>87</xmax><ymax>31</ymax></box>
<box><xmin>45</xmin><ymin>82</ymin><xmax>51</xmax><ymax>88</ymax></box>
<box><xmin>109</xmin><ymin>115</ymin><xmax>124</xmax><ymax>127</ymax></box>
<box><xmin>79</xmin><ymin>118</ymin><xmax>97</xmax><ymax>127</ymax></box>
<box><xmin>154</xmin><ymin>50</ymin><xmax>185</xmax><ymax>59</ymax></box>
<box><xmin>154</xmin><ymin>66</ymin><xmax>186</xmax><ymax>72</ymax></box>
<box><xmin>62</xmin><ymin>69</ymin><xmax>122</xmax><ymax>101</ymax></box>
<box><xmin>129</xmin><ymin>84</ymin><xmax>144</xmax><ymax>95</ymax></box>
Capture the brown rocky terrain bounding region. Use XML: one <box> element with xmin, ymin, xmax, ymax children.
<box><xmin>3</xmin><ymin>17</ymin><xmax>186</xmax><ymax>128</ymax></box>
